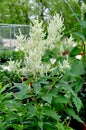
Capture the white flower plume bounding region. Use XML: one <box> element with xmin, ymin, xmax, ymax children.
<box><xmin>2</xmin><ymin>13</ymin><xmax>78</xmax><ymax>77</ymax></box>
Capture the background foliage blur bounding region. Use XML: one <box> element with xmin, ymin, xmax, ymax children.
<box><xmin>0</xmin><ymin>0</ymin><xmax>84</xmax><ymax>33</ymax></box>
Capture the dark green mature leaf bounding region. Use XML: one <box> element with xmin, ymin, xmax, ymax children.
<box><xmin>70</xmin><ymin>46</ymin><xmax>81</xmax><ymax>57</ymax></box>
<box><xmin>44</xmin><ymin>122</ymin><xmax>55</xmax><ymax>130</ymax></box>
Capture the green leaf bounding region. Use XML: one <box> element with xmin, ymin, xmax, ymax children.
<box><xmin>27</xmin><ymin>103</ymin><xmax>37</xmax><ymax>117</ymax></box>
<box><xmin>38</xmin><ymin>121</ymin><xmax>43</xmax><ymax>129</ymax></box>
<box><xmin>33</xmin><ymin>82</ymin><xmax>41</xmax><ymax>95</ymax></box>
<box><xmin>53</xmin><ymin>95</ymin><xmax>69</xmax><ymax>104</ymax></box>
<box><xmin>53</xmin><ymin>103</ymin><xmax>64</xmax><ymax>111</ymax></box>
<box><xmin>44</xmin><ymin>122</ymin><xmax>55</xmax><ymax>130</ymax></box>
<box><xmin>66</xmin><ymin>108</ymin><xmax>83</xmax><ymax>123</ymax></box>
<box><xmin>0</xmin><ymin>83</ymin><xmax>2</xmax><ymax>89</ymax></box>
<box><xmin>80</xmin><ymin>21</ymin><xmax>86</xmax><ymax>35</ymax></box>
<box><xmin>9</xmin><ymin>124</ymin><xmax>23</xmax><ymax>130</ymax></box>
<box><xmin>0</xmin><ymin>83</ymin><xmax>10</xmax><ymax>94</ymax></box>
<box><xmin>55</xmin><ymin>122</ymin><xmax>65</xmax><ymax>130</ymax></box>
<box><xmin>44</xmin><ymin>106</ymin><xmax>59</xmax><ymax>121</ymax></box>
<box><xmin>70</xmin><ymin>60</ymin><xmax>85</xmax><ymax>76</ymax></box>
<box><xmin>72</xmin><ymin>32</ymin><xmax>85</xmax><ymax>41</ymax></box>
<box><xmin>48</xmin><ymin>88</ymin><xmax>58</xmax><ymax>97</ymax></box>
<box><xmin>13</xmin><ymin>83</ymin><xmax>29</xmax><ymax>100</ymax></box>
<box><xmin>74</xmin><ymin>78</ymin><xmax>83</xmax><ymax>93</ymax></box>
<box><xmin>42</xmin><ymin>95</ymin><xmax>52</xmax><ymax>103</ymax></box>
<box><xmin>73</xmin><ymin>97</ymin><xmax>82</xmax><ymax>112</ymax></box>
<box><xmin>61</xmin><ymin>82</ymin><xmax>76</xmax><ymax>97</ymax></box>
<box><xmin>70</xmin><ymin>46</ymin><xmax>81</xmax><ymax>57</ymax></box>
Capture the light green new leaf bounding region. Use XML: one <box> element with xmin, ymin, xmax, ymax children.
<box><xmin>74</xmin><ymin>78</ymin><xmax>83</xmax><ymax>93</ymax></box>
<box><xmin>0</xmin><ymin>83</ymin><xmax>10</xmax><ymax>94</ymax></box>
<box><xmin>66</xmin><ymin>108</ymin><xmax>83</xmax><ymax>123</ymax></box>
<box><xmin>38</xmin><ymin>121</ymin><xmax>43</xmax><ymax>129</ymax></box>
<box><xmin>73</xmin><ymin>97</ymin><xmax>82</xmax><ymax>112</ymax></box>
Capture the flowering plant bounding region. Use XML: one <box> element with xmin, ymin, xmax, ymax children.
<box><xmin>0</xmin><ymin>13</ymin><xmax>85</xmax><ymax>129</ymax></box>
<box><xmin>2</xmin><ymin>14</ymin><xmax>78</xmax><ymax>77</ymax></box>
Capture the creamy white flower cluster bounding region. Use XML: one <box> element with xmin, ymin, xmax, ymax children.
<box><xmin>58</xmin><ymin>36</ymin><xmax>77</xmax><ymax>72</ymax></box>
<box><xmin>16</xmin><ymin>19</ymin><xmax>50</xmax><ymax>76</ymax></box>
<box><xmin>45</xmin><ymin>14</ymin><xmax>76</xmax><ymax>56</ymax></box>
<box><xmin>46</xmin><ymin>14</ymin><xmax>64</xmax><ymax>49</ymax></box>
<box><xmin>59</xmin><ymin>36</ymin><xmax>77</xmax><ymax>56</ymax></box>
<box><xmin>18</xmin><ymin>14</ymin><xmax>66</xmax><ymax>75</ymax></box>
<box><xmin>2</xmin><ymin>13</ymin><xmax>77</xmax><ymax>76</ymax></box>
<box><xmin>59</xmin><ymin>59</ymin><xmax>71</xmax><ymax>72</ymax></box>
<box><xmin>1</xmin><ymin>60</ymin><xmax>21</xmax><ymax>74</ymax></box>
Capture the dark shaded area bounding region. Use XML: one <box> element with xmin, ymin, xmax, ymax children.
<box><xmin>70</xmin><ymin>119</ymin><xmax>83</xmax><ymax>130</ymax></box>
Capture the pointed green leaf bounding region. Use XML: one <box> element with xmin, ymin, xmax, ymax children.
<box><xmin>66</xmin><ymin>108</ymin><xmax>83</xmax><ymax>123</ymax></box>
<box><xmin>42</xmin><ymin>95</ymin><xmax>52</xmax><ymax>103</ymax></box>
<box><xmin>44</xmin><ymin>106</ymin><xmax>59</xmax><ymax>121</ymax></box>
<box><xmin>70</xmin><ymin>46</ymin><xmax>81</xmax><ymax>57</ymax></box>
<box><xmin>70</xmin><ymin>60</ymin><xmax>85</xmax><ymax>76</ymax></box>
<box><xmin>53</xmin><ymin>95</ymin><xmax>69</xmax><ymax>104</ymax></box>
<box><xmin>33</xmin><ymin>82</ymin><xmax>41</xmax><ymax>95</ymax></box>
<box><xmin>75</xmin><ymin>78</ymin><xmax>83</xmax><ymax>93</ymax></box>
<box><xmin>38</xmin><ymin>121</ymin><xmax>43</xmax><ymax>129</ymax></box>
<box><xmin>72</xmin><ymin>32</ymin><xmax>85</xmax><ymax>41</ymax></box>
<box><xmin>73</xmin><ymin>97</ymin><xmax>82</xmax><ymax>112</ymax></box>
<box><xmin>13</xmin><ymin>83</ymin><xmax>28</xmax><ymax>100</ymax></box>
<box><xmin>0</xmin><ymin>83</ymin><xmax>10</xmax><ymax>94</ymax></box>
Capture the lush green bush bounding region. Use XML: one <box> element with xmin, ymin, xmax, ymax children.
<box><xmin>0</xmin><ymin>49</ymin><xmax>11</xmax><ymax>63</ymax></box>
<box><xmin>0</xmin><ymin>66</ymin><xmax>84</xmax><ymax>130</ymax></box>
<box><xmin>11</xmin><ymin>50</ymin><xmax>25</xmax><ymax>62</ymax></box>
<box><xmin>0</xmin><ymin>49</ymin><xmax>24</xmax><ymax>63</ymax></box>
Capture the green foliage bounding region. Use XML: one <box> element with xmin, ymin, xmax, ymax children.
<box><xmin>70</xmin><ymin>46</ymin><xmax>82</xmax><ymax>57</ymax></box>
<box><xmin>0</xmin><ymin>0</ymin><xmax>30</xmax><ymax>24</ymax></box>
<box><xmin>0</xmin><ymin>63</ymin><xmax>84</xmax><ymax>129</ymax></box>
<box><xmin>70</xmin><ymin>60</ymin><xmax>85</xmax><ymax>76</ymax></box>
<box><xmin>0</xmin><ymin>49</ymin><xmax>24</xmax><ymax>63</ymax></box>
<box><xmin>11</xmin><ymin>50</ymin><xmax>25</xmax><ymax>61</ymax></box>
<box><xmin>0</xmin><ymin>0</ymin><xmax>81</xmax><ymax>34</ymax></box>
<box><xmin>0</xmin><ymin>2</ymin><xmax>86</xmax><ymax>128</ymax></box>
<box><xmin>0</xmin><ymin>49</ymin><xmax>11</xmax><ymax>63</ymax></box>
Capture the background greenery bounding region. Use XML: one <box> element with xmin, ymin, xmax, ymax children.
<box><xmin>0</xmin><ymin>0</ymin><xmax>82</xmax><ymax>32</ymax></box>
